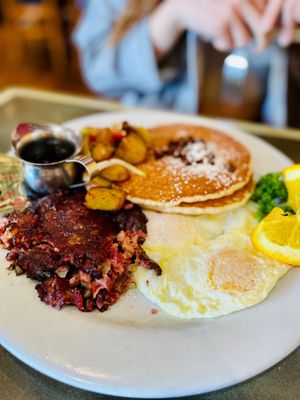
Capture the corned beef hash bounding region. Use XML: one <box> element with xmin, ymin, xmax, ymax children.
<box><xmin>0</xmin><ymin>191</ymin><xmax>161</xmax><ymax>312</ymax></box>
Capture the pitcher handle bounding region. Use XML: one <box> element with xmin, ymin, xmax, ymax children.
<box><xmin>64</xmin><ymin>154</ymin><xmax>96</xmax><ymax>189</ymax></box>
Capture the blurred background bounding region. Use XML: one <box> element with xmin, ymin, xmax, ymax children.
<box><xmin>0</xmin><ymin>0</ymin><xmax>299</xmax><ymax>127</ymax></box>
<box><xmin>0</xmin><ymin>0</ymin><xmax>89</xmax><ymax>93</ymax></box>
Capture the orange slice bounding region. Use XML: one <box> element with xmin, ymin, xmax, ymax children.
<box><xmin>282</xmin><ymin>164</ymin><xmax>300</xmax><ymax>212</ymax></box>
<box><xmin>252</xmin><ymin>207</ymin><xmax>300</xmax><ymax>265</ymax></box>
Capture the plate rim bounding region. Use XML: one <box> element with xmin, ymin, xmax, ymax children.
<box><xmin>1</xmin><ymin>327</ymin><xmax>300</xmax><ymax>398</ymax></box>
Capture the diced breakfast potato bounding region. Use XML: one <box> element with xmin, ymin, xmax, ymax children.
<box><xmin>115</xmin><ymin>133</ymin><xmax>147</xmax><ymax>164</ymax></box>
<box><xmin>91</xmin><ymin>143</ymin><xmax>114</xmax><ymax>162</ymax></box>
<box><xmin>95</xmin><ymin>127</ymin><xmax>114</xmax><ymax>145</ymax></box>
<box><xmin>81</xmin><ymin>127</ymin><xmax>96</xmax><ymax>135</ymax></box>
<box><xmin>85</xmin><ymin>187</ymin><xmax>127</xmax><ymax>211</ymax></box>
<box><xmin>81</xmin><ymin>127</ymin><xmax>113</xmax><ymax>147</ymax></box>
<box><xmin>81</xmin><ymin>123</ymin><xmax>151</xmax><ymax>168</ymax></box>
<box><xmin>100</xmin><ymin>165</ymin><xmax>129</xmax><ymax>182</ymax></box>
<box><xmin>135</xmin><ymin>127</ymin><xmax>152</xmax><ymax>145</ymax></box>
<box><xmin>90</xmin><ymin>176</ymin><xmax>112</xmax><ymax>187</ymax></box>
<box><xmin>82</xmin><ymin>132</ymin><xmax>91</xmax><ymax>156</ymax></box>
<box><xmin>82</xmin><ymin>170</ymin><xmax>89</xmax><ymax>183</ymax></box>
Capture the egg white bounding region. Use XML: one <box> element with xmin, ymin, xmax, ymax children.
<box><xmin>134</xmin><ymin>205</ymin><xmax>290</xmax><ymax>319</ymax></box>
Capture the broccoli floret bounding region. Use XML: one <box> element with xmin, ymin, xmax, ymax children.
<box><xmin>251</xmin><ymin>173</ymin><xmax>294</xmax><ymax>220</ymax></box>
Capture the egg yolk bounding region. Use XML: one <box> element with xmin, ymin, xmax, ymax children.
<box><xmin>209</xmin><ymin>248</ymin><xmax>259</xmax><ymax>293</ymax></box>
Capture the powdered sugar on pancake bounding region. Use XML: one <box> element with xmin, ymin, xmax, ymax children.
<box><xmin>181</xmin><ymin>141</ymin><xmax>215</xmax><ymax>165</ymax></box>
<box><xmin>118</xmin><ymin>124</ymin><xmax>252</xmax><ymax>207</ymax></box>
<box><xmin>166</xmin><ymin>141</ymin><xmax>236</xmax><ymax>179</ymax></box>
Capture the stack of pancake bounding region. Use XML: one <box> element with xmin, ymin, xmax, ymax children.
<box><xmin>118</xmin><ymin>124</ymin><xmax>254</xmax><ymax>215</ymax></box>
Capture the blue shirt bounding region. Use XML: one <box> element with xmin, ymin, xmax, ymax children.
<box><xmin>73</xmin><ymin>0</ymin><xmax>199</xmax><ymax>113</ymax></box>
<box><xmin>73</xmin><ymin>0</ymin><xmax>287</xmax><ymax>125</ymax></box>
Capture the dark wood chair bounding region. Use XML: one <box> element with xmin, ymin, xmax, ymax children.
<box><xmin>1</xmin><ymin>0</ymin><xmax>68</xmax><ymax>76</ymax></box>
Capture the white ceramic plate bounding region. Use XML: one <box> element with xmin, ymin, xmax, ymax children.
<box><xmin>1</xmin><ymin>110</ymin><xmax>300</xmax><ymax>398</ymax></box>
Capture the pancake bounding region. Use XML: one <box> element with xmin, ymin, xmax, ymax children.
<box><xmin>145</xmin><ymin>177</ymin><xmax>255</xmax><ymax>215</ymax></box>
<box><xmin>118</xmin><ymin>124</ymin><xmax>252</xmax><ymax>207</ymax></box>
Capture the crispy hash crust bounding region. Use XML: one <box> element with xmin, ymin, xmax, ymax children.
<box><xmin>0</xmin><ymin>191</ymin><xmax>161</xmax><ymax>312</ymax></box>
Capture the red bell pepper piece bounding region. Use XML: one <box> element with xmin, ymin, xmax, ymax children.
<box><xmin>111</xmin><ymin>130</ymin><xmax>126</xmax><ymax>141</ymax></box>
<box><xmin>89</xmin><ymin>135</ymin><xmax>97</xmax><ymax>142</ymax></box>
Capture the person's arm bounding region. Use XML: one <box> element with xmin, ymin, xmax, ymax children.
<box><xmin>73</xmin><ymin>0</ymin><xmax>182</xmax><ymax>98</ymax></box>
<box><xmin>73</xmin><ymin>0</ymin><xmax>266</xmax><ymax>104</ymax></box>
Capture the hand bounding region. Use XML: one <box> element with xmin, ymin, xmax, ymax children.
<box><xmin>262</xmin><ymin>0</ymin><xmax>300</xmax><ymax>46</ymax></box>
<box><xmin>149</xmin><ymin>0</ymin><xmax>266</xmax><ymax>59</ymax></box>
<box><xmin>183</xmin><ymin>0</ymin><xmax>267</xmax><ymax>52</ymax></box>
<box><xmin>213</xmin><ymin>0</ymin><xmax>269</xmax><ymax>51</ymax></box>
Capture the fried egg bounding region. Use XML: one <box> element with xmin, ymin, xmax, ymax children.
<box><xmin>134</xmin><ymin>205</ymin><xmax>291</xmax><ymax>319</ymax></box>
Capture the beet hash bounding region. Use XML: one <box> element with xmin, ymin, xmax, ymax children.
<box><xmin>0</xmin><ymin>191</ymin><xmax>161</xmax><ymax>312</ymax></box>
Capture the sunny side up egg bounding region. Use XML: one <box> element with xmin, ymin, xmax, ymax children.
<box><xmin>134</xmin><ymin>205</ymin><xmax>291</xmax><ymax>319</ymax></box>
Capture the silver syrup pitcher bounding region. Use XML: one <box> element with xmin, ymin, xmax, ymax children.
<box><xmin>12</xmin><ymin>123</ymin><xmax>95</xmax><ymax>195</ymax></box>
